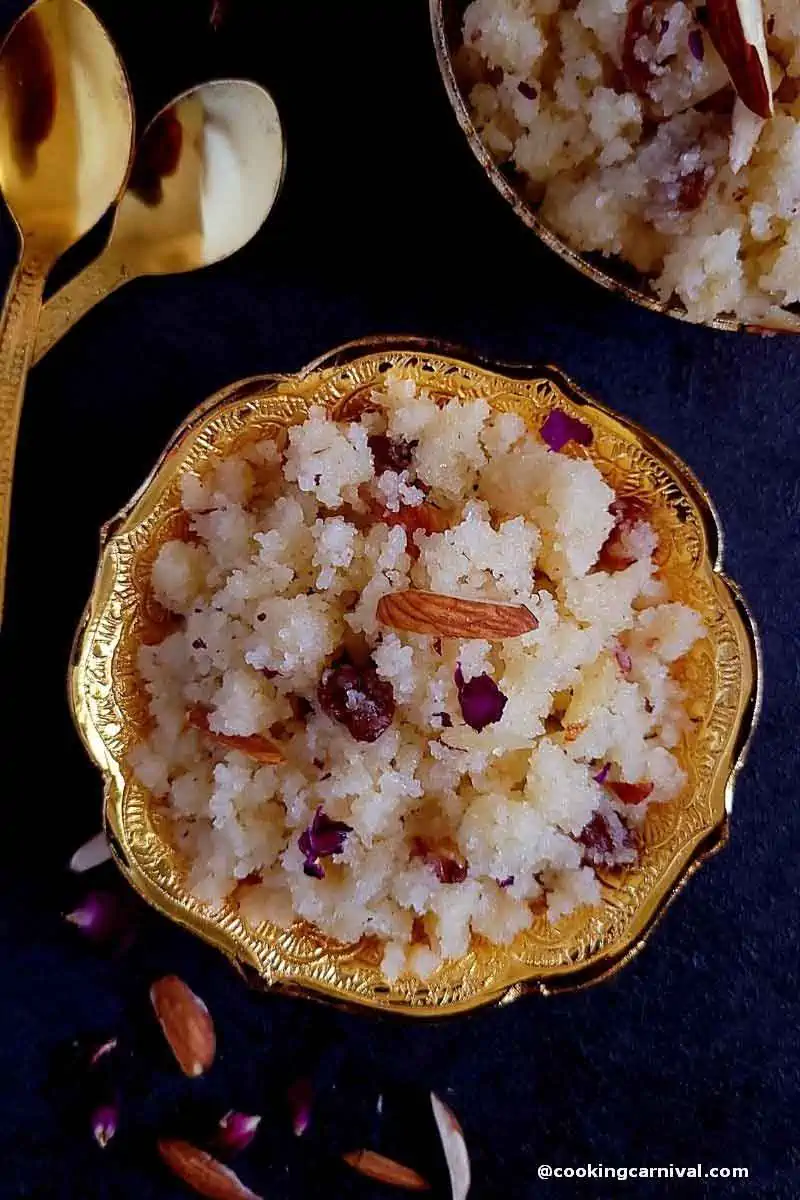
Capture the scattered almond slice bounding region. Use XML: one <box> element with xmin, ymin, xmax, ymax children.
<box><xmin>150</xmin><ymin>975</ymin><xmax>216</xmax><ymax>1078</ymax></box>
<box><xmin>158</xmin><ymin>1140</ymin><xmax>263</xmax><ymax>1200</ymax></box>
<box><xmin>377</xmin><ymin>591</ymin><xmax>537</xmax><ymax>640</ymax></box>
<box><xmin>69</xmin><ymin>831</ymin><xmax>112</xmax><ymax>873</ymax></box>
<box><xmin>431</xmin><ymin>1093</ymin><xmax>471</xmax><ymax>1200</ymax></box>
<box><xmin>343</xmin><ymin>1150</ymin><xmax>431</xmax><ymax>1191</ymax></box>
<box><xmin>187</xmin><ymin>707</ymin><xmax>285</xmax><ymax>764</ymax></box>
<box><xmin>706</xmin><ymin>0</ymin><xmax>773</xmax><ymax>118</ymax></box>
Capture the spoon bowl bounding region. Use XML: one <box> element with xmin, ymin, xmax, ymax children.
<box><xmin>34</xmin><ymin>79</ymin><xmax>285</xmax><ymax>360</ymax></box>
<box><xmin>0</xmin><ymin>0</ymin><xmax>133</xmax><ymax>624</ymax></box>
<box><xmin>0</xmin><ymin>0</ymin><xmax>132</xmax><ymax>260</ymax></box>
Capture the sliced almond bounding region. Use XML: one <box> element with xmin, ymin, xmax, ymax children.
<box><xmin>187</xmin><ymin>707</ymin><xmax>285</xmax><ymax>765</ymax></box>
<box><xmin>158</xmin><ymin>1140</ymin><xmax>263</xmax><ymax>1200</ymax></box>
<box><xmin>607</xmin><ymin>780</ymin><xmax>654</xmax><ymax>805</ymax></box>
<box><xmin>707</xmin><ymin>0</ymin><xmax>773</xmax><ymax>118</ymax></box>
<box><xmin>431</xmin><ymin>1093</ymin><xmax>471</xmax><ymax>1200</ymax></box>
<box><xmin>343</xmin><ymin>1150</ymin><xmax>430</xmax><ymax>1191</ymax></box>
<box><xmin>150</xmin><ymin>975</ymin><xmax>216</xmax><ymax>1077</ymax></box>
<box><xmin>377</xmin><ymin>590</ymin><xmax>537</xmax><ymax>640</ymax></box>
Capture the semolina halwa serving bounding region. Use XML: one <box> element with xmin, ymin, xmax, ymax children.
<box><xmin>460</xmin><ymin>0</ymin><xmax>800</xmax><ymax>324</ymax></box>
<box><xmin>131</xmin><ymin>375</ymin><xmax>704</xmax><ymax>983</ymax></box>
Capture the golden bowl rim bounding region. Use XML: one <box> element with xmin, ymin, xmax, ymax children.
<box><xmin>68</xmin><ymin>334</ymin><xmax>762</xmax><ymax>1017</ymax></box>
<box><xmin>428</xmin><ymin>0</ymin><xmax>800</xmax><ymax>337</ymax></box>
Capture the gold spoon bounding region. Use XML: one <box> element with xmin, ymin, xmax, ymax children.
<box><xmin>33</xmin><ymin>79</ymin><xmax>285</xmax><ymax>363</ymax></box>
<box><xmin>0</xmin><ymin>0</ymin><xmax>133</xmax><ymax>625</ymax></box>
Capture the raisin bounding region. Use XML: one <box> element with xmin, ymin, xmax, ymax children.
<box><xmin>579</xmin><ymin>812</ymin><xmax>635</xmax><ymax>866</ymax></box>
<box><xmin>368</xmin><ymin>434</ymin><xmax>416</xmax><ymax>475</ymax></box>
<box><xmin>598</xmin><ymin>495</ymin><xmax>651</xmax><ymax>571</ymax></box>
<box><xmin>317</xmin><ymin>659</ymin><xmax>395</xmax><ymax>743</ymax></box>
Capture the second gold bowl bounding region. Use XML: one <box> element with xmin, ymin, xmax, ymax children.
<box><xmin>70</xmin><ymin>338</ymin><xmax>760</xmax><ymax>1015</ymax></box>
<box><xmin>430</xmin><ymin>0</ymin><xmax>800</xmax><ymax>336</ymax></box>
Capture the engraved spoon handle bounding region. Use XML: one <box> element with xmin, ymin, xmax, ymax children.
<box><xmin>33</xmin><ymin>253</ymin><xmax>128</xmax><ymax>366</ymax></box>
<box><xmin>0</xmin><ymin>252</ymin><xmax>46</xmax><ymax>626</ymax></box>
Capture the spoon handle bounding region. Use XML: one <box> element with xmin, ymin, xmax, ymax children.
<box><xmin>0</xmin><ymin>253</ymin><xmax>46</xmax><ymax>626</ymax></box>
<box><xmin>33</xmin><ymin>255</ymin><xmax>128</xmax><ymax>366</ymax></box>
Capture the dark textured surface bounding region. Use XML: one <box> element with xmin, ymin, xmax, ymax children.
<box><xmin>0</xmin><ymin>2</ymin><xmax>797</xmax><ymax>1197</ymax></box>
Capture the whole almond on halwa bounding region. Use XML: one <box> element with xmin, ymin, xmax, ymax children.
<box><xmin>158</xmin><ymin>1140</ymin><xmax>263</xmax><ymax>1200</ymax></box>
<box><xmin>150</xmin><ymin>975</ymin><xmax>216</xmax><ymax>1077</ymax></box>
<box><xmin>377</xmin><ymin>590</ymin><xmax>537</xmax><ymax>640</ymax></box>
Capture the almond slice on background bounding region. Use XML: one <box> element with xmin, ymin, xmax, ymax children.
<box><xmin>343</xmin><ymin>1149</ymin><xmax>431</xmax><ymax>1191</ymax></box>
<box><xmin>431</xmin><ymin>1093</ymin><xmax>471</xmax><ymax>1200</ymax></box>
<box><xmin>150</xmin><ymin>975</ymin><xmax>216</xmax><ymax>1077</ymax></box>
<box><xmin>158</xmin><ymin>1140</ymin><xmax>263</xmax><ymax>1200</ymax></box>
<box><xmin>377</xmin><ymin>590</ymin><xmax>537</xmax><ymax>640</ymax></box>
<box><xmin>187</xmin><ymin>706</ymin><xmax>285</xmax><ymax>765</ymax></box>
<box><xmin>706</xmin><ymin>0</ymin><xmax>773</xmax><ymax>118</ymax></box>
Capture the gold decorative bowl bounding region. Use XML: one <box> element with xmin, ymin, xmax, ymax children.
<box><xmin>70</xmin><ymin>338</ymin><xmax>760</xmax><ymax>1016</ymax></box>
<box><xmin>430</xmin><ymin>0</ymin><xmax>800</xmax><ymax>336</ymax></box>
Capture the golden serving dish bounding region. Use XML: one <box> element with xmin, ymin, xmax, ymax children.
<box><xmin>430</xmin><ymin>0</ymin><xmax>800</xmax><ymax>336</ymax></box>
<box><xmin>70</xmin><ymin>338</ymin><xmax>760</xmax><ymax>1016</ymax></box>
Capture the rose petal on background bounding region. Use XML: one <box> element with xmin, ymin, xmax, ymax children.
<box><xmin>69</xmin><ymin>832</ymin><xmax>112</xmax><ymax>874</ymax></box>
<box><xmin>431</xmin><ymin>1092</ymin><xmax>471</xmax><ymax>1200</ymax></box>
<box><xmin>287</xmin><ymin>1076</ymin><xmax>313</xmax><ymax>1137</ymax></box>
<box><xmin>214</xmin><ymin>1111</ymin><xmax>261</xmax><ymax>1155</ymax></box>
<box><xmin>65</xmin><ymin>891</ymin><xmax>129</xmax><ymax>944</ymax></box>
<box><xmin>91</xmin><ymin>1100</ymin><xmax>119</xmax><ymax>1149</ymax></box>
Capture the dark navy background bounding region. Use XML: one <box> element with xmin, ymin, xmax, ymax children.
<box><xmin>0</xmin><ymin>1</ymin><xmax>797</xmax><ymax>1197</ymax></box>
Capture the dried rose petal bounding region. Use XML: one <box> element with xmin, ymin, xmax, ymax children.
<box><xmin>214</xmin><ymin>1112</ymin><xmax>261</xmax><ymax>1155</ymax></box>
<box><xmin>431</xmin><ymin>1093</ymin><xmax>471</xmax><ymax>1200</ymax></box>
<box><xmin>298</xmin><ymin>806</ymin><xmax>352</xmax><ymax>879</ymax></box>
<box><xmin>607</xmin><ymin>780</ymin><xmax>654</xmax><ymax>805</ymax></box>
<box><xmin>688</xmin><ymin>27</ymin><xmax>705</xmax><ymax>59</ymax></box>
<box><xmin>593</xmin><ymin>763</ymin><xmax>611</xmax><ymax>785</ymax></box>
<box><xmin>287</xmin><ymin>1077</ymin><xmax>313</xmax><ymax>1137</ymax></box>
<box><xmin>65</xmin><ymin>891</ymin><xmax>133</xmax><ymax>945</ymax></box>
<box><xmin>541</xmin><ymin>409</ymin><xmax>593</xmax><ymax>453</ymax></box>
<box><xmin>497</xmin><ymin>875</ymin><xmax>515</xmax><ymax>889</ymax></box>
<box><xmin>318</xmin><ymin>659</ymin><xmax>395</xmax><ymax>743</ymax></box>
<box><xmin>368</xmin><ymin>434</ymin><xmax>416</xmax><ymax>474</ymax></box>
<box><xmin>455</xmin><ymin>666</ymin><xmax>507</xmax><ymax>732</ymax></box>
<box><xmin>91</xmin><ymin>1100</ymin><xmax>118</xmax><ymax>1149</ymax></box>
<box><xmin>69</xmin><ymin>832</ymin><xmax>112</xmax><ymax>873</ymax></box>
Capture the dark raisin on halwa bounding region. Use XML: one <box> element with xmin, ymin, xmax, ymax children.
<box><xmin>368</xmin><ymin>433</ymin><xmax>416</xmax><ymax>475</ymax></box>
<box><xmin>317</xmin><ymin>657</ymin><xmax>395</xmax><ymax>743</ymax></box>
